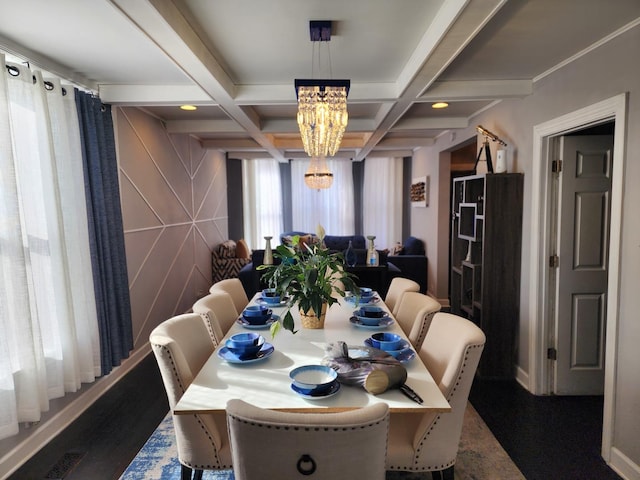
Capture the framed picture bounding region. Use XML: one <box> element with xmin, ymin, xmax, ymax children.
<box><xmin>410</xmin><ymin>176</ymin><xmax>429</xmax><ymax>207</ymax></box>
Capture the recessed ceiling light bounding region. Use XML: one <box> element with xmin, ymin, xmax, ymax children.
<box><xmin>180</xmin><ymin>105</ymin><xmax>197</xmax><ymax>111</ymax></box>
<box><xmin>431</xmin><ymin>102</ymin><xmax>449</xmax><ymax>109</ymax></box>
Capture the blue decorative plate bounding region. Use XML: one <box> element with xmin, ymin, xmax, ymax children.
<box><xmin>256</xmin><ymin>297</ymin><xmax>289</xmax><ymax>307</ymax></box>
<box><xmin>344</xmin><ymin>295</ymin><xmax>380</xmax><ymax>306</ymax></box>
<box><xmin>395</xmin><ymin>349</ymin><xmax>416</xmax><ymax>363</ymax></box>
<box><xmin>363</xmin><ymin>338</ymin><xmax>414</xmax><ymax>363</ymax></box>
<box><xmin>349</xmin><ymin>316</ymin><xmax>394</xmax><ymax>330</ymax></box>
<box><xmin>217</xmin><ymin>342</ymin><xmax>274</xmax><ymax>363</ymax></box>
<box><xmin>353</xmin><ymin>310</ymin><xmax>392</xmax><ymax>326</ymax></box>
<box><xmin>291</xmin><ymin>381</ymin><xmax>341</xmax><ymax>400</ymax></box>
<box><xmin>236</xmin><ymin>314</ymin><xmax>279</xmax><ymax>330</ymax></box>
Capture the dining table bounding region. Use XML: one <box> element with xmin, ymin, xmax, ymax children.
<box><xmin>174</xmin><ymin>292</ymin><xmax>451</xmax><ymax>414</ymax></box>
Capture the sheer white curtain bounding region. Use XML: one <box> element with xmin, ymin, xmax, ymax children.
<box><xmin>242</xmin><ymin>158</ymin><xmax>284</xmax><ymax>250</ymax></box>
<box><xmin>362</xmin><ymin>157</ymin><xmax>403</xmax><ymax>250</ymax></box>
<box><xmin>0</xmin><ymin>58</ymin><xmax>100</xmax><ymax>440</ymax></box>
<box><xmin>291</xmin><ymin>158</ymin><xmax>354</xmax><ymax>234</ymax></box>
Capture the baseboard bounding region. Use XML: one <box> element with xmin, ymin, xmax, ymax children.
<box><xmin>515</xmin><ymin>365</ymin><xmax>530</xmax><ymax>392</ymax></box>
<box><xmin>609</xmin><ymin>446</ymin><xmax>640</xmax><ymax>480</ymax></box>
<box><xmin>0</xmin><ymin>344</ymin><xmax>151</xmax><ymax>479</ymax></box>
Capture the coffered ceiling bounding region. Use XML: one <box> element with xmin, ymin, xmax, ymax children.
<box><xmin>1</xmin><ymin>0</ymin><xmax>638</xmax><ymax>160</ymax></box>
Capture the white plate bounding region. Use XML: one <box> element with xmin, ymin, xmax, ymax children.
<box><xmin>217</xmin><ymin>342</ymin><xmax>274</xmax><ymax>363</ymax></box>
<box><xmin>236</xmin><ymin>314</ymin><xmax>279</xmax><ymax>330</ymax></box>
<box><xmin>291</xmin><ymin>381</ymin><xmax>341</xmax><ymax>400</ymax></box>
<box><xmin>349</xmin><ymin>316</ymin><xmax>394</xmax><ymax>330</ymax></box>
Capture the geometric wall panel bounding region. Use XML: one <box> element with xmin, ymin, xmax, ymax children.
<box><xmin>115</xmin><ymin>107</ymin><xmax>228</xmax><ymax>349</ymax></box>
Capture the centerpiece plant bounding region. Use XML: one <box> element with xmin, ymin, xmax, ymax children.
<box><xmin>258</xmin><ymin>225</ymin><xmax>360</xmax><ymax>336</ymax></box>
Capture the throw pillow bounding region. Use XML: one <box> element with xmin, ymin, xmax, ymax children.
<box><xmin>236</xmin><ymin>238</ymin><xmax>251</xmax><ymax>259</ymax></box>
<box><xmin>217</xmin><ymin>240</ymin><xmax>237</xmax><ymax>258</ymax></box>
<box><xmin>392</xmin><ymin>242</ymin><xmax>404</xmax><ymax>255</ymax></box>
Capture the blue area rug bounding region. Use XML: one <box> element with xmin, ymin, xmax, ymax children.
<box><xmin>120</xmin><ymin>405</ymin><xmax>523</xmax><ymax>480</ymax></box>
<box><xmin>119</xmin><ymin>414</ymin><xmax>234</xmax><ymax>480</ymax></box>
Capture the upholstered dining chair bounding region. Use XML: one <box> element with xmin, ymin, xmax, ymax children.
<box><xmin>209</xmin><ymin>278</ymin><xmax>249</xmax><ymax>315</ymax></box>
<box><xmin>226</xmin><ymin>399</ymin><xmax>389</xmax><ymax>480</ymax></box>
<box><xmin>192</xmin><ymin>292</ymin><xmax>238</xmax><ymax>344</ymax></box>
<box><xmin>386</xmin><ymin>312</ymin><xmax>485</xmax><ymax>479</ymax></box>
<box><xmin>384</xmin><ymin>277</ymin><xmax>420</xmax><ymax>316</ymax></box>
<box><xmin>150</xmin><ymin>313</ymin><xmax>232</xmax><ymax>480</ymax></box>
<box><xmin>394</xmin><ymin>292</ymin><xmax>442</xmax><ymax>350</ymax></box>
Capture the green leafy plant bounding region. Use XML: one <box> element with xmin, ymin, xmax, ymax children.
<box><xmin>257</xmin><ymin>225</ymin><xmax>360</xmax><ymax>336</ymax></box>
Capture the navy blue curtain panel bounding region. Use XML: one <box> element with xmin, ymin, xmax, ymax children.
<box><xmin>75</xmin><ymin>90</ymin><xmax>133</xmax><ymax>375</ymax></box>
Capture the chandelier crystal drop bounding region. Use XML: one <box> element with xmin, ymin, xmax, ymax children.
<box><xmin>304</xmin><ymin>156</ymin><xmax>334</xmax><ymax>190</ymax></box>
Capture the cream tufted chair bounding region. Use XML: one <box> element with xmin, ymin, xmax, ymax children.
<box><xmin>150</xmin><ymin>313</ymin><xmax>232</xmax><ymax>479</ymax></box>
<box><xmin>394</xmin><ymin>292</ymin><xmax>442</xmax><ymax>350</ymax></box>
<box><xmin>226</xmin><ymin>399</ymin><xmax>389</xmax><ymax>480</ymax></box>
<box><xmin>386</xmin><ymin>313</ymin><xmax>485</xmax><ymax>479</ymax></box>
<box><xmin>209</xmin><ymin>278</ymin><xmax>249</xmax><ymax>315</ymax></box>
<box><xmin>192</xmin><ymin>292</ymin><xmax>239</xmax><ymax>345</ymax></box>
<box><xmin>385</xmin><ymin>277</ymin><xmax>420</xmax><ymax>316</ymax></box>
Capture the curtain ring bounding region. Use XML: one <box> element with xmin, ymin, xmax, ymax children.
<box><xmin>44</xmin><ymin>81</ymin><xmax>54</xmax><ymax>91</ymax></box>
<box><xmin>6</xmin><ymin>64</ymin><xmax>20</xmax><ymax>77</ymax></box>
<box><xmin>62</xmin><ymin>87</ymin><xmax>67</xmax><ymax>96</ymax></box>
<box><xmin>296</xmin><ymin>454</ymin><xmax>317</xmax><ymax>475</ymax></box>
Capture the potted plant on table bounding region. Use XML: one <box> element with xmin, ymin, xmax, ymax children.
<box><xmin>258</xmin><ymin>225</ymin><xmax>360</xmax><ymax>336</ymax></box>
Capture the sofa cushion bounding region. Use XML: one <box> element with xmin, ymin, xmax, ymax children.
<box><xmin>323</xmin><ymin>235</ymin><xmax>366</xmax><ymax>251</ymax></box>
<box><xmin>402</xmin><ymin>236</ymin><xmax>425</xmax><ymax>255</ymax></box>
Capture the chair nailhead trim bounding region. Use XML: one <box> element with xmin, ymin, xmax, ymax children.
<box><xmin>152</xmin><ymin>343</ymin><xmax>228</xmax><ymax>469</ymax></box>
<box><xmin>388</xmin><ymin>343</ymin><xmax>484</xmax><ymax>472</ymax></box>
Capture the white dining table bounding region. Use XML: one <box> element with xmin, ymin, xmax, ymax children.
<box><xmin>174</xmin><ymin>293</ymin><xmax>451</xmax><ymax>414</ymax></box>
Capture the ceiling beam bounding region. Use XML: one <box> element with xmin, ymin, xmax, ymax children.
<box><xmin>110</xmin><ymin>0</ymin><xmax>286</xmax><ymax>160</ymax></box>
<box><xmin>420</xmin><ymin>79</ymin><xmax>532</xmax><ymax>101</ymax></box>
<box><xmin>356</xmin><ymin>0</ymin><xmax>508</xmax><ymax>160</ymax></box>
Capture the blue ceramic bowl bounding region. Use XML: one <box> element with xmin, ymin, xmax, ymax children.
<box><xmin>242</xmin><ymin>306</ymin><xmax>272</xmax><ymax>325</ymax></box>
<box><xmin>262</xmin><ymin>288</ymin><xmax>281</xmax><ymax>304</ymax></box>
<box><xmin>226</xmin><ymin>333</ymin><xmax>265</xmax><ymax>356</ymax></box>
<box><xmin>243</xmin><ymin>305</ymin><xmax>269</xmax><ymax>317</ymax></box>
<box><xmin>380</xmin><ymin>340</ymin><xmax>410</xmax><ymax>358</ymax></box>
<box><xmin>289</xmin><ymin>365</ymin><xmax>338</xmax><ymax>394</ymax></box>
<box><xmin>370</xmin><ymin>332</ymin><xmax>403</xmax><ymax>351</ymax></box>
<box><xmin>359</xmin><ymin>305</ymin><xmax>385</xmax><ymax>318</ymax></box>
<box><xmin>359</xmin><ymin>287</ymin><xmax>373</xmax><ymax>298</ymax></box>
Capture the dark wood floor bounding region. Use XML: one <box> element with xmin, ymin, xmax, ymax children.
<box><xmin>469</xmin><ymin>378</ymin><xmax>622</xmax><ymax>480</ymax></box>
<box><xmin>9</xmin><ymin>352</ymin><xmax>622</xmax><ymax>480</ymax></box>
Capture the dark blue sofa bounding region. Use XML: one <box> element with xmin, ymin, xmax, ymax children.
<box><xmin>238</xmin><ymin>233</ymin><xmax>427</xmax><ymax>297</ymax></box>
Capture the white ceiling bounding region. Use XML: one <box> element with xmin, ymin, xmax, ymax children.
<box><xmin>1</xmin><ymin>0</ymin><xmax>639</xmax><ymax>160</ymax></box>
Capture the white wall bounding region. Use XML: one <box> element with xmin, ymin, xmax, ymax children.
<box><xmin>411</xmin><ymin>23</ymin><xmax>640</xmax><ymax>476</ymax></box>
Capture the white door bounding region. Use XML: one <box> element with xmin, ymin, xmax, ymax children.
<box><xmin>553</xmin><ymin>135</ymin><xmax>613</xmax><ymax>395</ymax></box>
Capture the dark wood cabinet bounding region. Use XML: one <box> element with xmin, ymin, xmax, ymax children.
<box><xmin>450</xmin><ymin>173</ymin><xmax>523</xmax><ymax>379</ymax></box>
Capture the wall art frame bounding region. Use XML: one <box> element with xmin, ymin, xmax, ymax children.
<box><xmin>410</xmin><ymin>176</ymin><xmax>429</xmax><ymax>207</ymax></box>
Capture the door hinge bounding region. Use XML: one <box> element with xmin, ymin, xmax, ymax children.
<box><xmin>549</xmin><ymin>255</ymin><xmax>559</xmax><ymax>268</ymax></box>
<box><xmin>552</xmin><ymin>160</ymin><xmax>562</xmax><ymax>173</ymax></box>
<box><xmin>547</xmin><ymin>348</ymin><xmax>557</xmax><ymax>360</ymax></box>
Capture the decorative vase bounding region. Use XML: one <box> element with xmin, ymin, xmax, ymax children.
<box><xmin>299</xmin><ymin>303</ymin><xmax>328</xmax><ymax>329</ymax></box>
<box><xmin>366</xmin><ymin>235</ymin><xmax>379</xmax><ymax>267</ymax></box>
<box><xmin>345</xmin><ymin>240</ymin><xmax>357</xmax><ymax>267</ymax></box>
<box><xmin>263</xmin><ymin>236</ymin><xmax>273</xmax><ymax>265</ymax></box>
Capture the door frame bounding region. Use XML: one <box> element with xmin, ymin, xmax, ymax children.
<box><xmin>527</xmin><ymin>93</ymin><xmax>627</xmax><ymax>461</ymax></box>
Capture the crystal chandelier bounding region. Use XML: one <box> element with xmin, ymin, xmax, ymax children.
<box><xmin>295</xmin><ymin>21</ymin><xmax>350</xmax><ymax>160</ymax></box>
<box><xmin>295</xmin><ymin>80</ymin><xmax>349</xmax><ymax>157</ymax></box>
<box><xmin>304</xmin><ymin>156</ymin><xmax>334</xmax><ymax>190</ymax></box>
